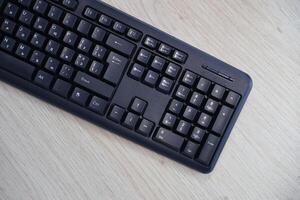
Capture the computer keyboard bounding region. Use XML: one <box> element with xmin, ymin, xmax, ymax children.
<box><xmin>0</xmin><ymin>0</ymin><xmax>252</xmax><ymax>173</ymax></box>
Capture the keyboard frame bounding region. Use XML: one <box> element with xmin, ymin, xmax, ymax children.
<box><xmin>0</xmin><ymin>0</ymin><xmax>253</xmax><ymax>173</ymax></box>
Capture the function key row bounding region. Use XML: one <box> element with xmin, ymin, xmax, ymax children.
<box><xmin>83</xmin><ymin>6</ymin><xmax>142</xmax><ymax>42</ymax></box>
<box><xmin>144</xmin><ymin>36</ymin><xmax>187</xmax><ymax>64</ymax></box>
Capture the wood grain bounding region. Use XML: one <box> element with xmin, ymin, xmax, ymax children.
<box><xmin>1</xmin><ymin>0</ymin><xmax>300</xmax><ymax>199</ymax></box>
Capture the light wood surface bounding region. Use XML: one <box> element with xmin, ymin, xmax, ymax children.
<box><xmin>1</xmin><ymin>0</ymin><xmax>300</xmax><ymax>199</ymax></box>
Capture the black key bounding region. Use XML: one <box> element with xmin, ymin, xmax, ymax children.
<box><xmin>172</xmin><ymin>50</ymin><xmax>187</xmax><ymax>63</ymax></box>
<box><xmin>211</xmin><ymin>84</ymin><xmax>226</xmax><ymax>100</ymax></box>
<box><xmin>74</xmin><ymin>71</ymin><xmax>114</xmax><ymax>99</ymax></box>
<box><xmin>98</xmin><ymin>14</ymin><xmax>112</xmax><ymax>27</ymax></box>
<box><xmin>30</xmin><ymin>50</ymin><xmax>45</xmax><ymax>66</ymax></box>
<box><xmin>45</xmin><ymin>57</ymin><xmax>60</xmax><ymax>73</ymax></box>
<box><xmin>30</xmin><ymin>33</ymin><xmax>46</xmax><ymax>48</ymax></box>
<box><xmin>183</xmin><ymin>141</ymin><xmax>199</xmax><ymax>158</ymax></box>
<box><xmin>183</xmin><ymin>106</ymin><xmax>198</xmax><ymax>121</ymax></box>
<box><xmin>127</xmin><ymin>28</ymin><xmax>142</xmax><ymax>41</ymax></box>
<box><xmin>182</xmin><ymin>70</ymin><xmax>197</xmax><ymax>86</ymax></box>
<box><xmin>74</xmin><ymin>54</ymin><xmax>89</xmax><ymax>69</ymax></box>
<box><xmin>1</xmin><ymin>19</ymin><xmax>16</xmax><ymax>34</ymax></box>
<box><xmin>34</xmin><ymin>70</ymin><xmax>53</xmax><ymax>89</ymax></box>
<box><xmin>162</xmin><ymin>113</ymin><xmax>177</xmax><ymax>128</ymax></box>
<box><xmin>52</xmin><ymin>79</ymin><xmax>71</xmax><ymax>98</ymax></box>
<box><xmin>48</xmin><ymin>6</ymin><xmax>63</xmax><ymax>22</ymax></box>
<box><xmin>16</xmin><ymin>26</ymin><xmax>31</xmax><ymax>41</ymax></box>
<box><xmin>78</xmin><ymin>38</ymin><xmax>92</xmax><ymax>53</ymax></box>
<box><xmin>62</xmin><ymin>13</ymin><xmax>77</xmax><ymax>29</ymax></box>
<box><xmin>15</xmin><ymin>43</ymin><xmax>31</xmax><ymax>59</ymax></box>
<box><xmin>0</xmin><ymin>36</ymin><xmax>16</xmax><ymax>52</ymax></box>
<box><xmin>113</xmin><ymin>21</ymin><xmax>127</xmax><ymax>34</ymax></box>
<box><xmin>19</xmin><ymin>10</ymin><xmax>34</xmax><ymax>25</ymax></box>
<box><xmin>103</xmin><ymin>52</ymin><xmax>128</xmax><ymax>85</ymax></box>
<box><xmin>204</xmin><ymin>99</ymin><xmax>219</xmax><ymax>114</ymax></box>
<box><xmin>59</xmin><ymin>64</ymin><xmax>74</xmax><ymax>80</ymax></box>
<box><xmin>84</xmin><ymin>7</ymin><xmax>98</xmax><ymax>20</ymax></box>
<box><xmin>122</xmin><ymin>112</ymin><xmax>139</xmax><ymax>129</ymax></box>
<box><xmin>144</xmin><ymin>70</ymin><xmax>159</xmax><ymax>87</ymax></box>
<box><xmin>190</xmin><ymin>92</ymin><xmax>204</xmax><ymax>108</ymax></box>
<box><xmin>226</xmin><ymin>91</ymin><xmax>240</xmax><ymax>107</ymax></box>
<box><xmin>212</xmin><ymin>106</ymin><xmax>233</xmax><ymax>135</ymax></box>
<box><xmin>130</xmin><ymin>98</ymin><xmax>147</xmax><ymax>114</ymax></box>
<box><xmin>197</xmin><ymin>113</ymin><xmax>212</xmax><ymax>128</ymax></box>
<box><xmin>77</xmin><ymin>20</ymin><xmax>92</xmax><ymax>35</ymax></box>
<box><xmin>4</xmin><ymin>3</ymin><xmax>19</xmax><ymax>18</ymax></box>
<box><xmin>158</xmin><ymin>77</ymin><xmax>173</xmax><ymax>94</ymax></box>
<box><xmin>144</xmin><ymin>37</ymin><xmax>158</xmax><ymax>49</ymax></box>
<box><xmin>175</xmin><ymin>85</ymin><xmax>190</xmax><ymax>101</ymax></box>
<box><xmin>137</xmin><ymin>119</ymin><xmax>154</xmax><ymax>136</ymax></box>
<box><xmin>0</xmin><ymin>51</ymin><xmax>35</xmax><ymax>80</ymax></box>
<box><xmin>60</xmin><ymin>47</ymin><xmax>75</xmax><ymax>63</ymax></box>
<box><xmin>158</xmin><ymin>43</ymin><xmax>172</xmax><ymax>56</ymax></box>
<box><xmin>168</xmin><ymin>99</ymin><xmax>183</xmax><ymax>115</ymax></box>
<box><xmin>33</xmin><ymin>0</ymin><xmax>48</xmax><ymax>15</ymax></box>
<box><xmin>18</xmin><ymin>0</ymin><xmax>32</xmax><ymax>7</ymax></box>
<box><xmin>63</xmin><ymin>31</ymin><xmax>78</xmax><ymax>46</ymax></box>
<box><xmin>49</xmin><ymin>24</ymin><xmax>63</xmax><ymax>39</ymax></box>
<box><xmin>91</xmin><ymin>27</ymin><xmax>106</xmax><ymax>42</ymax></box>
<box><xmin>137</xmin><ymin>49</ymin><xmax>151</xmax><ymax>65</ymax></box>
<box><xmin>197</xmin><ymin>77</ymin><xmax>211</xmax><ymax>93</ymax></box>
<box><xmin>62</xmin><ymin>0</ymin><xmax>78</xmax><ymax>10</ymax></box>
<box><xmin>154</xmin><ymin>128</ymin><xmax>184</xmax><ymax>151</ymax></box>
<box><xmin>165</xmin><ymin>63</ymin><xmax>181</xmax><ymax>78</ymax></box>
<box><xmin>108</xmin><ymin>105</ymin><xmax>125</xmax><ymax>123</ymax></box>
<box><xmin>151</xmin><ymin>56</ymin><xmax>165</xmax><ymax>72</ymax></box>
<box><xmin>88</xmin><ymin>96</ymin><xmax>108</xmax><ymax>115</ymax></box>
<box><xmin>71</xmin><ymin>88</ymin><xmax>90</xmax><ymax>106</ymax></box>
<box><xmin>129</xmin><ymin>63</ymin><xmax>145</xmax><ymax>80</ymax></box>
<box><xmin>176</xmin><ymin>120</ymin><xmax>191</xmax><ymax>136</ymax></box>
<box><xmin>33</xmin><ymin>17</ymin><xmax>48</xmax><ymax>32</ymax></box>
<box><xmin>89</xmin><ymin>61</ymin><xmax>104</xmax><ymax>76</ymax></box>
<box><xmin>191</xmin><ymin>127</ymin><xmax>205</xmax><ymax>143</ymax></box>
<box><xmin>45</xmin><ymin>40</ymin><xmax>60</xmax><ymax>55</ymax></box>
<box><xmin>92</xmin><ymin>45</ymin><xmax>107</xmax><ymax>61</ymax></box>
<box><xmin>106</xmin><ymin>34</ymin><xmax>135</xmax><ymax>56</ymax></box>
<box><xmin>197</xmin><ymin>134</ymin><xmax>220</xmax><ymax>165</ymax></box>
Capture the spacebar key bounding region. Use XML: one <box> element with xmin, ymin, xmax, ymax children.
<box><xmin>74</xmin><ymin>71</ymin><xmax>114</xmax><ymax>99</ymax></box>
<box><xmin>154</xmin><ymin>128</ymin><xmax>184</xmax><ymax>151</ymax></box>
<box><xmin>0</xmin><ymin>51</ymin><xmax>35</xmax><ymax>80</ymax></box>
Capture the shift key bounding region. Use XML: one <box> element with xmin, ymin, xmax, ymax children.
<box><xmin>103</xmin><ymin>52</ymin><xmax>128</xmax><ymax>85</ymax></box>
<box><xmin>106</xmin><ymin>34</ymin><xmax>135</xmax><ymax>56</ymax></box>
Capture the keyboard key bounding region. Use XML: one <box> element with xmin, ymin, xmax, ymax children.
<box><xmin>16</xmin><ymin>26</ymin><xmax>31</xmax><ymax>41</ymax></box>
<box><xmin>33</xmin><ymin>17</ymin><xmax>48</xmax><ymax>32</ymax></box>
<box><xmin>63</xmin><ymin>31</ymin><xmax>78</xmax><ymax>46</ymax></box>
<box><xmin>144</xmin><ymin>36</ymin><xmax>158</xmax><ymax>49</ymax></box>
<box><xmin>62</xmin><ymin>0</ymin><xmax>78</xmax><ymax>10</ymax></box>
<box><xmin>129</xmin><ymin>63</ymin><xmax>145</xmax><ymax>80</ymax></box>
<box><xmin>168</xmin><ymin>99</ymin><xmax>183</xmax><ymax>115</ymax></box>
<box><xmin>15</xmin><ymin>43</ymin><xmax>31</xmax><ymax>59</ymax></box>
<box><xmin>78</xmin><ymin>38</ymin><xmax>92</xmax><ymax>53</ymax></box>
<box><xmin>197</xmin><ymin>134</ymin><xmax>220</xmax><ymax>165</ymax></box>
<box><xmin>60</xmin><ymin>47</ymin><xmax>75</xmax><ymax>63</ymax></box>
<box><xmin>89</xmin><ymin>61</ymin><xmax>104</xmax><ymax>76</ymax></box>
<box><xmin>30</xmin><ymin>50</ymin><xmax>45</xmax><ymax>66</ymax></box>
<box><xmin>212</xmin><ymin>106</ymin><xmax>233</xmax><ymax>135</ymax></box>
<box><xmin>183</xmin><ymin>106</ymin><xmax>198</xmax><ymax>121</ymax></box>
<box><xmin>33</xmin><ymin>0</ymin><xmax>48</xmax><ymax>15</ymax></box>
<box><xmin>19</xmin><ymin>10</ymin><xmax>34</xmax><ymax>25</ymax></box>
<box><xmin>226</xmin><ymin>91</ymin><xmax>240</xmax><ymax>107</ymax></box>
<box><xmin>30</xmin><ymin>33</ymin><xmax>46</xmax><ymax>48</ymax></box>
<box><xmin>137</xmin><ymin>49</ymin><xmax>152</xmax><ymax>65</ymax></box>
<box><xmin>103</xmin><ymin>52</ymin><xmax>128</xmax><ymax>85</ymax></box>
<box><xmin>122</xmin><ymin>112</ymin><xmax>139</xmax><ymax>129</ymax></box>
<box><xmin>108</xmin><ymin>105</ymin><xmax>125</xmax><ymax>123</ymax></box>
<box><xmin>162</xmin><ymin>113</ymin><xmax>177</xmax><ymax>128</ymax></box>
<box><xmin>88</xmin><ymin>96</ymin><xmax>108</xmax><ymax>115</ymax></box>
<box><xmin>211</xmin><ymin>84</ymin><xmax>225</xmax><ymax>100</ymax></box>
<box><xmin>144</xmin><ymin>70</ymin><xmax>159</xmax><ymax>87</ymax></box>
<box><xmin>45</xmin><ymin>57</ymin><xmax>60</xmax><ymax>73</ymax></box>
<box><xmin>165</xmin><ymin>63</ymin><xmax>181</xmax><ymax>79</ymax></box>
<box><xmin>175</xmin><ymin>85</ymin><xmax>190</xmax><ymax>101</ymax></box>
<box><xmin>189</xmin><ymin>92</ymin><xmax>204</xmax><ymax>108</ymax></box>
<box><xmin>172</xmin><ymin>50</ymin><xmax>187</xmax><ymax>63</ymax></box>
<box><xmin>71</xmin><ymin>87</ymin><xmax>90</xmax><ymax>106</ymax></box>
<box><xmin>49</xmin><ymin>24</ymin><xmax>63</xmax><ymax>39</ymax></box>
<box><xmin>158</xmin><ymin>43</ymin><xmax>172</xmax><ymax>55</ymax></box>
<box><xmin>151</xmin><ymin>56</ymin><xmax>166</xmax><ymax>72</ymax></box>
<box><xmin>127</xmin><ymin>28</ymin><xmax>142</xmax><ymax>41</ymax></box>
<box><xmin>34</xmin><ymin>70</ymin><xmax>53</xmax><ymax>89</ymax></box>
<box><xmin>48</xmin><ymin>6</ymin><xmax>63</xmax><ymax>21</ymax></box>
<box><xmin>18</xmin><ymin>0</ymin><xmax>32</xmax><ymax>7</ymax></box>
<box><xmin>204</xmin><ymin>99</ymin><xmax>219</xmax><ymax>114</ymax></box>
<box><xmin>77</xmin><ymin>20</ymin><xmax>92</xmax><ymax>35</ymax></box>
<box><xmin>130</xmin><ymin>98</ymin><xmax>147</xmax><ymax>114</ymax></box>
<box><xmin>99</xmin><ymin>14</ymin><xmax>112</xmax><ymax>27</ymax></box>
<box><xmin>59</xmin><ymin>64</ymin><xmax>74</xmax><ymax>80</ymax></box>
<box><xmin>196</xmin><ymin>78</ymin><xmax>211</xmax><ymax>93</ymax></box>
<box><xmin>4</xmin><ymin>3</ymin><xmax>19</xmax><ymax>18</ymax></box>
<box><xmin>0</xmin><ymin>36</ymin><xmax>16</xmax><ymax>52</ymax></box>
<box><xmin>154</xmin><ymin>128</ymin><xmax>184</xmax><ymax>151</ymax></box>
<box><xmin>106</xmin><ymin>34</ymin><xmax>135</xmax><ymax>56</ymax></box>
<box><xmin>92</xmin><ymin>45</ymin><xmax>107</xmax><ymax>61</ymax></box>
<box><xmin>176</xmin><ymin>120</ymin><xmax>191</xmax><ymax>136</ymax></box>
<box><xmin>1</xmin><ymin>19</ymin><xmax>16</xmax><ymax>34</ymax></box>
<box><xmin>45</xmin><ymin>40</ymin><xmax>60</xmax><ymax>55</ymax></box>
<box><xmin>182</xmin><ymin>70</ymin><xmax>197</xmax><ymax>86</ymax></box>
<box><xmin>191</xmin><ymin>127</ymin><xmax>205</xmax><ymax>143</ymax></box>
<box><xmin>62</xmin><ymin>13</ymin><xmax>77</xmax><ymax>29</ymax></box>
<box><xmin>137</xmin><ymin>119</ymin><xmax>154</xmax><ymax>136</ymax></box>
<box><xmin>197</xmin><ymin>113</ymin><xmax>212</xmax><ymax>128</ymax></box>
<box><xmin>158</xmin><ymin>77</ymin><xmax>173</xmax><ymax>94</ymax></box>
<box><xmin>74</xmin><ymin>54</ymin><xmax>89</xmax><ymax>69</ymax></box>
<box><xmin>113</xmin><ymin>21</ymin><xmax>127</xmax><ymax>34</ymax></box>
<box><xmin>183</xmin><ymin>141</ymin><xmax>199</xmax><ymax>158</ymax></box>
<box><xmin>84</xmin><ymin>7</ymin><xmax>98</xmax><ymax>20</ymax></box>
<box><xmin>52</xmin><ymin>79</ymin><xmax>71</xmax><ymax>98</ymax></box>
<box><xmin>74</xmin><ymin>71</ymin><xmax>114</xmax><ymax>99</ymax></box>
<box><xmin>91</xmin><ymin>27</ymin><xmax>106</xmax><ymax>42</ymax></box>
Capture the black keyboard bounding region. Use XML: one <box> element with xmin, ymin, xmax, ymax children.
<box><xmin>0</xmin><ymin>0</ymin><xmax>252</xmax><ymax>173</ymax></box>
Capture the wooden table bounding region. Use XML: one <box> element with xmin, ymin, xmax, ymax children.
<box><xmin>1</xmin><ymin>0</ymin><xmax>299</xmax><ymax>199</ymax></box>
